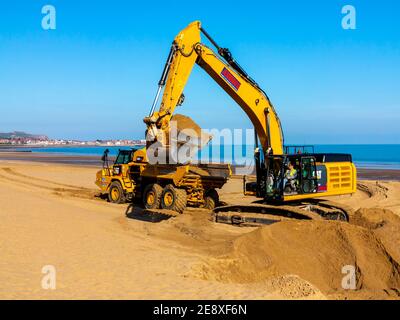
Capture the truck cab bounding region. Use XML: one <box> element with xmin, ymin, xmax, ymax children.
<box><xmin>95</xmin><ymin>148</ymin><xmax>147</xmax><ymax>203</ymax></box>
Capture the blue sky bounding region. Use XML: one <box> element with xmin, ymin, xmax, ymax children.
<box><xmin>0</xmin><ymin>0</ymin><xmax>399</xmax><ymax>143</ymax></box>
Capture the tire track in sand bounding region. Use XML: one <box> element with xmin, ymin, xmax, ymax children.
<box><xmin>0</xmin><ymin>167</ymin><xmax>99</xmax><ymax>201</ymax></box>
<box><xmin>2</xmin><ymin>167</ymin><xmax>90</xmax><ymax>189</ymax></box>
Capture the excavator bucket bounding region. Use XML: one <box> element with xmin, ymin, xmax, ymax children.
<box><xmin>170</xmin><ymin>114</ymin><xmax>212</xmax><ymax>149</ymax></box>
<box><xmin>145</xmin><ymin>114</ymin><xmax>212</xmax><ymax>165</ymax></box>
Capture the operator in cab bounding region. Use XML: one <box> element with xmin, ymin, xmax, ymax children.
<box><xmin>283</xmin><ymin>162</ymin><xmax>298</xmax><ymax>193</ymax></box>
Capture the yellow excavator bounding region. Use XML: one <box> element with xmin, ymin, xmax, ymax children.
<box><xmin>144</xmin><ymin>21</ymin><xmax>356</xmax><ymax>223</ymax></box>
<box><xmin>96</xmin><ymin>21</ymin><xmax>357</xmax><ymax>224</ymax></box>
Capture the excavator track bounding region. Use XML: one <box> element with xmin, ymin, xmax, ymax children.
<box><xmin>212</xmin><ymin>200</ymin><xmax>353</xmax><ymax>227</ymax></box>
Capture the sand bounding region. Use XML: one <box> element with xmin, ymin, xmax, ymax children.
<box><xmin>195</xmin><ymin>217</ymin><xmax>400</xmax><ymax>299</ymax></box>
<box><xmin>0</xmin><ymin>160</ymin><xmax>400</xmax><ymax>299</ymax></box>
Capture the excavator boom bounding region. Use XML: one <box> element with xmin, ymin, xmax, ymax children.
<box><xmin>144</xmin><ymin>21</ymin><xmax>284</xmax><ymax>155</ymax></box>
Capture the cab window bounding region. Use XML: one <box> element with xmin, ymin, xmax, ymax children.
<box><xmin>114</xmin><ymin>150</ymin><xmax>132</xmax><ymax>164</ymax></box>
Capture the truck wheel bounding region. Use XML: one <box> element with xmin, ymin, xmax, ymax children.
<box><xmin>161</xmin><ymin>184</ymin><xmax>187</xmax><ymax>213</ymax></box>
<box><xmin>108</xmin><ymin>181</ymin><xmax>126</xmax><ymax>204</ymax></box>
<box><xmin>204</xmin><ymin>189</ymin><xmax>219</xmax><ymax>210</ymax></box>
<box><xmin>143</xmin><ymin>183</ymin><xmax>163</xmax><ymax>209</ymax></box>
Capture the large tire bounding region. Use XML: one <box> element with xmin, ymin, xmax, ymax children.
<box><xmin>161</xmin><ymin>184</ymin><xmax>187</xmax><ymax>213</ymax></box>
<box><xmin>108</xmin><ymin>181</ymin><xmax>126</xmax><ymax>204</ymax></box>
<box><xmin>143</xmin><ymin>183</ymin><xmax>163</xmax><ymax>209</ymax></box>
<box><xmin>203</xmin><ymin>189</ymin><xmax>219</xmax><ymax>210</ymax></box>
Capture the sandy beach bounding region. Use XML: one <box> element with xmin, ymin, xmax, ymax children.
<box><xmin>0</xmin><ymin>157</ymin><xmax>400</xmax><ymax>300</ymax></box>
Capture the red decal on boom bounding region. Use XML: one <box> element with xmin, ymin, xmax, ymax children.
<box><xmin>221</xmin><ymin>67</ymin><xmax>241</xmax><ymax>90</ymax></box>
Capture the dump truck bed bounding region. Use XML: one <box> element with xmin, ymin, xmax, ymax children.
<box><xmin>139</xmin><ymin>163</ymin><xmax>230</xmax><ymax>188</ymax></box>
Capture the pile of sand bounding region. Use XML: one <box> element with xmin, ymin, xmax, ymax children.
<box><xmin>351</xmin><ymin>208</ymin><xmax>400</xmax><ymax>264</ymax></box>
<box><xmin>193</xmin><ymin>208</ymin><xmax>400</xmax><ymax>297</ymax></box>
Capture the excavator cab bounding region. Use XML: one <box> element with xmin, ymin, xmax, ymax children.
<box><xmin>262</xmin><ymin>153</ymin><xmax>318</xmax><ymax>202</ymax></box>
<box><xmin>299</xmin><ymin>156</ymin><xmax>318</xmax><ymax>194</ymax></box>
<box><xmin>264</xmin><ymin>155</ymin><xmax>284</xmax><ymax>200</ymax></box>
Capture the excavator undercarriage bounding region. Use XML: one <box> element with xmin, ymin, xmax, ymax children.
<box><xmin>212</xmin><ymin>200</ymin><xmax>353</xmax><ymax>227</ymax></box>
<box><xmin>137</xmin><ymin>198</ymin><xmax>353</xmax><ymax>227</ymax></box>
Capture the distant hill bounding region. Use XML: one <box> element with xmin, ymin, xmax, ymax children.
<box><xmin>0</xmin><ymin>131</ymin><xmax>48</xmax><ymax>140</ymax></box>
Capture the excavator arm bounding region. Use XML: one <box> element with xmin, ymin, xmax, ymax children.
<box><xmin>144</xmin><ymin>21</ymin><xmax>284</xmax><ymax>155</ymax></box>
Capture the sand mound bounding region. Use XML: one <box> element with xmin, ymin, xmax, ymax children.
<box><xmin>194</xmin><ymin>219</ymin><xmax>400</xmax><ymax>295</ymax></box>
<box><xmin>351</xmin><ymin>207</ymin><xmax>400</xmax><ymax>230</ymax></box>
<box><xmin>357</xmin><ymin>182</ymin><xmax>389</xmax><ymax>199</ymax></box>
<box><xmin>351</xmin><ymin>208</ymin><xmax>400</xmax><ymax>264</ymax></box>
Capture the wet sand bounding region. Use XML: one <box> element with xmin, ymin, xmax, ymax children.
<box><xmin>0</xmin><ymin>152</ymin><xmax>103</xmax><ymax>166</ymax></box>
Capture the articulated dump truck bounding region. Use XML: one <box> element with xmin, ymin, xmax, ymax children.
<box><xmin>95</xmin><ymin>147</ymin><xmax>230</xmax><ymax>213</ymax></box>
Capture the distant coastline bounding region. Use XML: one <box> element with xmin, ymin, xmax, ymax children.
<box><xmin>0</xmin><ymin>143</ymin><xmax>144</xmax><ymax>150</ymax></box>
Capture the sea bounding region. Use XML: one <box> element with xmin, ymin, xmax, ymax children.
<box><xmin>12</xmin><ymin>144</ymin><xmax>400</xmax><ymax>170</ymax></box>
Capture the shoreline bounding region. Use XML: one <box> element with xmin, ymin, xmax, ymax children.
<box><xmin>1</xmin><ymin>152</ymin><xmax>400</xmax><ymax>181</ymax></box>
<box><xmin>0</xmin><ymin>144</ymin><xmax>142</xmax><ymax>150</ymax></box>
